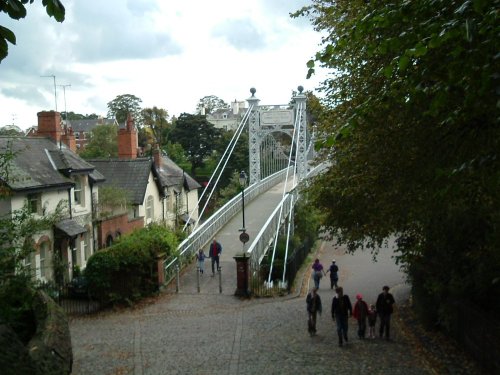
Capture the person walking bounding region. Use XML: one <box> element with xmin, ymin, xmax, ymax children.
<box><xmin>325</xmin><ymin>259</ymin><xmax>339</xmax><ymax>289</ymax></box>
<box><xmin>195</xmin><ymin>249</ymin><xmax>205</xmax><ymax>274</ymax></box>
<box><xmin>311</xmin><ymin>258</ymin><xmax>325</xmax><ymax>289</ymax></box>
<box><xmin>331</xmin><ymin>286</ymin><xmax>352</xmax><ymax>347</ymax></box>
<box><xmin>376</xmin><ymin>285</ymin><xmax>396</xmax><ymax>340</ymax></box>
<box><xmin>367</xmin><ymin>304</ymin><xmax>377</xmax><ymax>339</ymax></box>
<box><xmin>353</xmin><ymin>293</ymin><xmax>369</xmax><ymax>339</ymax></box>
<box><xmin>306</xmin><ymin>287</ymin><xmax>322</xmax><ymax>336</ymax></box>
<box><xmin>208</xmin><ymin>238</ymin><xmax>222</xmax><ymax>276</ymax></box>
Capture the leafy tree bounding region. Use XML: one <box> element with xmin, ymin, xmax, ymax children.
<box><xmin>66</xmin><ymin>112</ymin><xmax>99</xmax><ymax>120</ymax></box>
<box><xmin>107</xmin><ymin>94</ymin><xmax>143</xmax><ymax>125</ymax></box>
<box><xmin>0</xmin><ymin>144</ymin><xmax>66</xmax><ymax>340</ymax></box>
<box><xmin>294</xmin><ymin>0</ymin><xmax>499</xmax><ymax>324</ymax></box>
<box><xmin>196</xmin><ymin>95</ymin><xmax>229</xmax><ymax>114</ymax></box>
<box><xmin>165</xmin><ymin>142</ymin><xmax>189</xmax><ymax>168</ymax></box>
<box><xmin>207</xmin><ymin>129</ymin><xmax>249</xmax><ymax>189</ymax></box>
<box><xmin>0</xmin><ymin>125</ymin><xmax>23</xmax><ymax>136</ymax></box>
<box><xmin>1</xmin><ymin>0</ymin><xmax>65</xmax><ymax>62</ymax></box>
<box><xmin>169</xmin><ymin>113</ymin><xmax>222</xmax><ymax>173</ymax></box>
<box><xmin>142</xmin><ymin>106</ymin><xmax>170</xmax><ymax>147</ymax></box>
<box><xmin>79</xmin><ymin>124</ymin><xmax>118</xmax><ymax>159</ymax></box>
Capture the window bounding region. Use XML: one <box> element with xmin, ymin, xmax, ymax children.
<box><xmin>23</xmin><ymin>251</ymin><xmax>36</xmax><ymax>279</ymax></box>
<box><xmin>73</xmin><ymin>176</ymin><xmax>85</xmax><ymax>206</ymax></box>
<box><xmin>83</xmin><ymin>230</ymin><xmax>91</xmax><ymax>260</ymax></box>
<box><xmin>39</xmin><ymin>241</ymin><xmax>50</xmax><ymax>280</ymax></box>
<box><xmin>146</xmin><ymin>195</ymin><xmax>154</xmax><ymax>222</ymax></box>
<box><xmin>27</xmin><ymin>193</ymin><xmax>42</xmax><ymax>215</ymax></box>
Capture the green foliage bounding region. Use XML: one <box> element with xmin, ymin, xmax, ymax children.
<box><xmin>79</xmin><ymin>124</ymin><xmax>118</xmax><ymax>159</ymax></box>
<box><xmin>1</xmin><ymin>0</ymin><xmax>65</xmax><ymax>62</ymax></box>
<box><xmin>84</xmin><ymin>224</ymin><xmax>179</xmax><ymax>304</ymax></box>
<box><xmin>107</xmin><ymin>94</ymin><xmax>143</xmax><ymax>125</ymax></box>
<box><xmin>142</xmin><ymin>106</ymin><xmax>170</xmax><ymax>147</ymax></box>
<box><xmin>165</xmin><ymin>142</ymin><xmax>189</xmax><ymax>169</ymax></box>
<box><xmin>66</xmin><ymin>112</ymin><xmax>98</xmax><ymax>120</ymax></box>
<box><xmin>0</xmin><ymin>125</ymin><xmax>24</xmax><ymax>136</ymax></box>
<box><xmin>169</xmin><ymin>113</ymin><xmax>222</xmax><ymax>173</ymax></box>
<box><xmin>295</xmin><ymin>0</ymin><xmax>500</xmax><ymax>323</ymax></box>
<box><xmin>1</xmin><ymin>144</ymin><xmax>67</xmax><ymax>341</ymax></box>
<box><xmin>97</xmin><ymin>186</ymin><xmax>131</xmax><ymax>218</ymax></box>
<box><xmin>196</xmin><ymin>95</ymin><xmax>229</xmax><ymax>114</ymax></box>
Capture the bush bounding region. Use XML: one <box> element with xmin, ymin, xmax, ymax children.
<box><xmin>85</xmin><ymin>224</ymin><xmax>179</xmax><ymax>304</ymax></box>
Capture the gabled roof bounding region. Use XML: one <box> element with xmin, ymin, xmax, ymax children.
<box><xmin>89</xmin><ymin>158</ymin><xmax>152</xmax><ymax>205</ymax></box>
<box><xmin>153</xmin><ymin>154</ymin><xmax>201</xmax><ymax>192</ymax></box>
<box><xmin>69</xmin><ymin>118</ymin><xmax>117</xmax><ymax>133</ymax></box>
<box><xmin>0</xmin><ymin>136</ymin><xmax>99</xmax><ymax>192</ymax></box>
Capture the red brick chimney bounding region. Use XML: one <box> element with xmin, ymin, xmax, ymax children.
<box><xmin>61</xmin><ymin>125</ymin><xmax>76</xmax><ymax>152</ymax></box>
<box><xmin>36</xmin><ymin>111</ymin><xmax>62</xmax><ymax>144</ymax></box>
<box><xmin>118</xmin><ymin>114</ymin><xmax>138</xmax><ymax>159</ymax></box>
<box><xmin>152</xmin><ymin>144</ymin><xmax>161</xmax><ymax>169</ymax></box>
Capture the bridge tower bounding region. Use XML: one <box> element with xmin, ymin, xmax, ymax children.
<box><xmin>247</xmin><ymin>87</ymin><xmax>308</xmax><ymax>185</ymax></box>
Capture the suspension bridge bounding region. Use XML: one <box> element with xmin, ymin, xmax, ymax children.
<box><xmin>162</xmin><ymin>86</ymin><xmax>323</xmax><ymax>295</ymax></box>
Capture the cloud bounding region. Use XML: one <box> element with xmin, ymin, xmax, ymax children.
<box><xmin>212</xmin><ymin>18</ymin><xmax>266</xmax><ymax>51</ymax></box>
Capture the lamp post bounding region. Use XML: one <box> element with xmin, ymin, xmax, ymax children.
<box><xmin>239</xmin><ymin>170</ymin><xmax>247</xmax><ymax>232</ymax></box>
<box><xmin>235</xmin><ymin>170</ymin><xmax>250</xmax><ymax>297</ymax></box>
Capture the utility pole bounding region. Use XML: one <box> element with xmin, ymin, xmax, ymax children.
<box><xmin>58</xmin><ymin>84</ymin><xmax>71</xmax><ymax>120</ymax></box>
<box><xmin>41</xmin><ymin>75</ymin><xmax>57</xmax><ymax>111</ymax></box>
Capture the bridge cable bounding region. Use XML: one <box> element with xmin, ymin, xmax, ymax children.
<box><xmin>183</xmin><ymin>104</ymin><xmax>254</xmax><ymax>231</ymax></box>
<box><xmin>266</xmin><ymin>100</ymin><xmax>304</xmax><ymax>284</ymax></box>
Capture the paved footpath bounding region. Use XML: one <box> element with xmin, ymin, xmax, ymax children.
<box><xmin>70</xmin><ymin>236</ymin><xmax>434</xmax><ymax>375</ymax></box>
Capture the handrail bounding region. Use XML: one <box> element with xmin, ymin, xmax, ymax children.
<box><xmin>246</xmin><ymin>189</ymin><xmax>298</xmax><ymax>268</ymax></box>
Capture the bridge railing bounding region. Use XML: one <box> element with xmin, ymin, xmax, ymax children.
<box><xmin>161</xmin><ymin>167</ymin><xmax>292</xmax><ymax>285</ymax></box>
<box><xmin>246</xmin><ymin>189</ymin><xmax>298</xmax><ymax>269</ymax></box>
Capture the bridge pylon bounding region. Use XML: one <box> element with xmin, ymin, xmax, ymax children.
<box><xmin>246</xmin><ymin>86</ymin><xmax>308</xmax><ymax>185</ymax></box>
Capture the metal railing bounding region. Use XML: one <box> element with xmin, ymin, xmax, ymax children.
<box><xmin>161</xmin><ymin>167</ymin><xmax>292</xmax><ymax>284</ymax></box>
<box><xmin>246</xmin><ymin>189</ymin><xmax>298</xmax><ymax>268</ymax></box>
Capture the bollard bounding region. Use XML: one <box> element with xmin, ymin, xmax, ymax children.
<box><xmin>218</xmin><ymin>267</ymin><xmax>222</xmax><ymax>293</ymax></box>
<box><xmin>175</xmin><ymin>264</ymin><xmax>180</xmax><ymax>293</ymax></box>
<box><xmin>196</xmin><ymin>266</ymin><xmax>200</xmax><ymax>293</ymax></box>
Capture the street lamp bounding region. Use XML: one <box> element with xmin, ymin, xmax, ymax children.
<box><xmin>239</xmin><ymin>170</ymin><xmax>247</xmax><ymax>232</ymax></box>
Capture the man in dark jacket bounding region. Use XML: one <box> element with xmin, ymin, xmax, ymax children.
<box><xmin>306</xmin><ymin>287</ymin><xmax>322</xmax><ymax>336</ymax></box>
<box><xmin>376</xmin><ymin>285</ymin><xmax>396</xmax><ymax>340</ymax></box>
<box><xmin>208</xmin><ymin>238</ymin><xmax>222</xmax><ymax>276</ymax></box>
<box><xmin>331</xmin><ymin>286</ymin><xmax>352</xmax><ymax>346</ymax></box>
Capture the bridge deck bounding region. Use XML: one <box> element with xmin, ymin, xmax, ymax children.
<box><xmin>166</xmin><ymin>178</ymin><xmax>294</xmax><ymax>295</ymax></box>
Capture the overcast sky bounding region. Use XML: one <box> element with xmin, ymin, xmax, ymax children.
<box><xmin>0</xmin><ymin>0</ymin><xmax>326</xmax><ymax>130</ymax></box>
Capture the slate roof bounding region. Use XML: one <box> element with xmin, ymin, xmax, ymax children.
<box><xmin>154</xmin><ymin>154</ymin><xmax>201</xmax><ymax>192</ymax></box>
<box><xmin>0</xmin><ymin>136</ymin><xmax>101</xmax><ymax>192</ymax></box>
<box><xmin>88</xmin><ymin>158</ymin><xmax>153</xmax><ymax>205</ymax></box>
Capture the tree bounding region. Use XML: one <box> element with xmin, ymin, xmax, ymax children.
<box><xmin>294</xmin><ymin>0</ymin><xmax>499</xmax><ymax>324</ymax></box>
<box><xmin>66</xmin><ymin>112</ymin><xmax>99</xmax><ymax>120</ymax></box>
<box><xmin>141</xmin><ymin>106</ymin><xmax>170</xmax><ymax>147</ymax></box>
<box><xmin>0</xmin><ymin>144</ymin><xmax>66</xmax><ymax>342</ymax></box>
<box><xmin>107</xmin><ymin>94</ymin><xmax>143</xmax><ymax>125</ymax></box>
<box><xmin>196</xmin><ymin>95</ymin><xmax>229</xmax><ymax>114</ymax></box>
<box><xmin>1</xmin><ymin>0</ymin><xmax>65</xmax><ymax>62</ymax></box>
<box><xmin>169</xmin><ymin>113</ymin><xmax>222</xmax><ymax>173</ymax></box>
<box><xmin>0</xmin><ymin>125</ymin><xmax>24</xmax><ymax>136</ymax></box>
<box><xmin>79</xmin><ymin>124</ymin><xmax>118</xmax><ymax>159</ymax></box>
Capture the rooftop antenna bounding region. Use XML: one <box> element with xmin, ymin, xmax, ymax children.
<box><xmin>41</xmin><ymin>75</ymin><xmax>57</xmax><ymax>111</ymax></box>
<box><xmin>58</xmin><ymin>84</ymin><xmax>71</xmax><ymax>120</ymax></box>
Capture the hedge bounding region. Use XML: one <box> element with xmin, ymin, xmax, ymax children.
<box><xmin>85</xmin><ymin>224</ymin><xmax>179</xmax><ymax>304</ymax></box>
